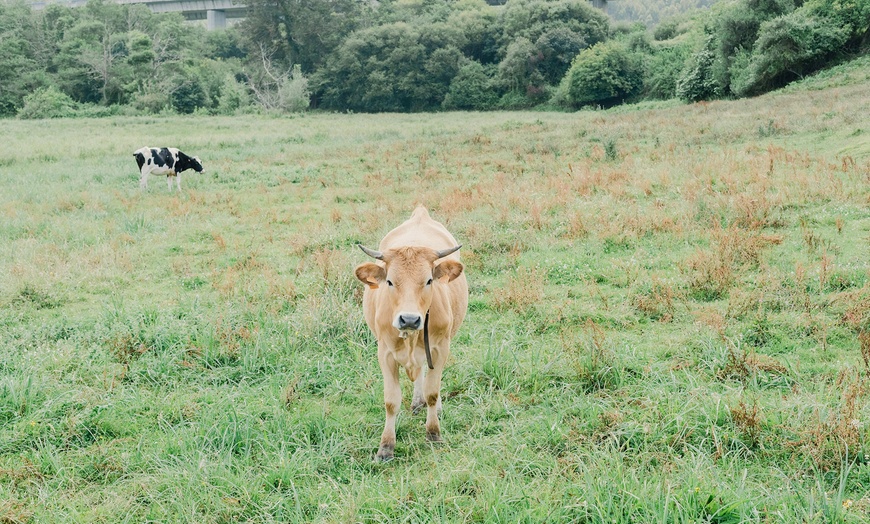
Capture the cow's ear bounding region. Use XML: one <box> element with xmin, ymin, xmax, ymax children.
<box><xmin>433</xmin><ymin>260</ymin><xmax>463</xmax><ymax>284</ymax></box>
<box><xmin>355</xmin><ymin>263</ymin><xmax>385</xmax><ymax>289</ymax></box>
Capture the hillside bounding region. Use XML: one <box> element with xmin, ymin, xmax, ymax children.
<box><xmin>1</xmin><ymin>57</ymin><xmax>869</xmax><ymax>522</ymax></box>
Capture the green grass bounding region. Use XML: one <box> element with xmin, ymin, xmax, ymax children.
<box><xmin>2</xmin><ymin>60</ymin><xmax>870</xmax><ymax>522</ymax></box>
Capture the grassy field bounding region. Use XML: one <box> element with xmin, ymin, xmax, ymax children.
<box><xmin>1</xmin><ymin>57</ymin><xmax>870</xmax><ymax>523</ymax></box>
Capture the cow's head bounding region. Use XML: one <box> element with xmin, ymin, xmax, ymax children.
<box><xmin>355</xmin><ymin>245</ymin><xmax>463</xmax><ymax>337</ymax></box>
<box><xmin>192</xmin><ymin>156</ymin><xmax>204</xmax><ymax>174</ymax></box>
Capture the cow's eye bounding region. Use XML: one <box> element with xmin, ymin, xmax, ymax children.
<box><xmin>426</xmin><ymin>278</ymin><xmax>433</xmax><ymax>286</ymax></box>
<box><xmin>387</xmin><ymin>280</ymin><xmax>393</xmax><ymax>287</ymax></box>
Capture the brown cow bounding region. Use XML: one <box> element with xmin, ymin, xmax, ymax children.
<box><xmin>355</xmin><ymin>206</ymin><xmax>468</xmax><ymax>461</ymax></box>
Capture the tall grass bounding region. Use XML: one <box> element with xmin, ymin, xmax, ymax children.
<box><xmin>1</xmin><ymin>61</ymin><xmax>870</xmax><ymax>522</ymax></box>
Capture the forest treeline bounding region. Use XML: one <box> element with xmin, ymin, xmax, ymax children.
<box><xmin>0</xmin><ymin>0</ymin><xmax>868</xmax><ymax>117</ymax></box>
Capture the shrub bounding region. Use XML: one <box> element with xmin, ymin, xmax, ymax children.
<box><xmin>563</xmin><ymin>41</ymin><xmax>644</xmax><ymax>108</ymax></box>
<box><xmin>251</xmin><ymin>65</ymin><xmax>310</xmax><ymax>113</ymax></box>
<box><xmin>534</xmin><ymin>27</ymin><xmax>588</xmax><ymax>84</ymax></box>
<box><xmin>733</xmin><ymin>10</ymin><xmax>850</xmax><ymax>96</ymax></box>
<box><xmin>75</xmin><ymin>104</ymin><xmax>131</xmax><ymax>118</ymax></box>
<box><xmin>644</xmin><ymin>42</ymin><xmax>692</xmax><ymax>99</ymax></box>
<box><xmin>17</xmin><ymin>86</ymin><xmax>76</xmax><ymax>119</ymax></box>
<box><xmin>171</xmin><ymin>77</ymin><xmax>208</xmax><ymax>114</ymax></box>
<box><xmin>654</xmin><ymin>19</ymin><xmax>680</xmax><ymax>41</ymax></box>
<box><xmin>217</xmin><ymin>75</ymin><xmax>252</xmax><ymax>115</ymax></box>
<box><xmin>497</xmin><ymin>37</ymin><xmax>543</xmax><ymax>93</ymax></box>
<box><xmin>130</xmin><ymin>89</ymin><xmax>169</xmax><ymax>114</ymax></box>
<box><xmin>497</xmin><ymin>89</ymin><xmax>538</xmax><ymax>109</ymax></box>
<box><xmin>274</xmin><ymin>66</ymin><xmax>310</xmax><ymax>113</ymax></box>
<box><xmin>804</xmin><ymin>0</ymin><xmax>870</xmax><ymax>35</ymax></box>
<box><xmin>442</xmin><ymin>60</ymin><xmax>499</xmax><ymax>110</ymax></box>
<box><xmin>676</xmin><ymin>36</ymin><xmax>720</xmax><ymax>102</ymax></box>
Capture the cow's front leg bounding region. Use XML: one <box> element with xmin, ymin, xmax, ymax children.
<box><xmin>377</xmin><ymin>345</ymin><xmax>401</xmax><ymax>462</ymax></box>
<box><xmin>166</xmin><ymin>175</ymin><xmax>174</xmax><ymax>192</ymax></box>
<box><xmin>176</xmin><ymin>173</ymin><xmax>182</xmax><ymax>192</ymax></box>
<box><xmin>411</xmin><ymin>372</ymin><xmax>425</xmax><ymax>413</ymax></box>
<box><xmin>139</xmin><ymin>172</ymin><xmax>148</xmax><ymax>190</ymax></box>
<box><xmin>423</xmin><ymin>343</ymin><xmax>447</xmax><ymax>442</ymax></box>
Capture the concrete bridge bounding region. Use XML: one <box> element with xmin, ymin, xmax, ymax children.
<box><xmin>30</xmin><ymin>0</ymin><xmax>246</xmax><ymax>29</ymax></box>
<box><xmin>117</xmin><ymin>0</ymin><xmax>247</xmax><ymax>29</ymax></box>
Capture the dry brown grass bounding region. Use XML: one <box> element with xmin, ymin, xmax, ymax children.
<box><xmin>789</xmin><ymin>370</ymin><xmax>868</xmax><ymax>470</ymax></box>
<box><xmin>631</xmin><ymin>277</ymin><xmax>680</xmax><ymax>322</ymax></box>
<box><xmin>492</xmin><ymin>265</ymin><xmax>545</xmax><ymax>314</ymax></box>
<box><xmin>684</xmin><ymin>225</ymin><xmax>784</xmax><ymax>299</ymax></box>
<box><xmin>0</xmin><ymin>499</ymin><xmax>33</xmax><ymax>524</ymax></box>
<box><xmin>731</xmin><ymin>399</ymin><xmax>763</xmax><ymax>445</ymax></box>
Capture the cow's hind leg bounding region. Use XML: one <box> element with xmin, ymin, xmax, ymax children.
<box><xmin>377</xmin><ymin>347</ymin><xmax>401</xmax><ymax>462</ymax></box>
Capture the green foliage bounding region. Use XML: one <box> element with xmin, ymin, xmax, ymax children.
<box><xmin>317</xmin><ymin>22</ymin><xmax>462</xmax><ymax>112</ymax></box>
<box><xmin>498</xmin><ymin>0</ymin><xmax>609</xmax><ymax>49</ymax></box>
<box><xmin>643</xmin><ymin>41</ymin><xmax>693</xmax><ymax>99</ymax></box>
<box><xmin>733</xmin><ymin>9</ymin><xmax>851</xmax><ymax>95</ymax></box>
<box><xmin>17</xmin><ymin>86</ymin><xmax>76</xmax><ymax>119</ymax></box>
<box><xmin>0</xmin><ymin>2</ymin><xmax>45</xmax><ymax>116</ymax></box>
<box><xmin>564</xmin><ymin>41</ymin><xmax>644</xmax><ymax>107</ymax></box>
<box><xmin>607</xmin><ymin>0</ymin><xmax>719</xmax><ymax>26</ymax></box>
<box><xmin>0</xmin><ymin>0</ymin><xmax>864</xmax><ymax>115</ymax></box>
<box><xmin>447</xmin><ymin>4</ymin><xmax>501</xmax><ymax>64</ymax></box>
<box><xmin>248</xmin><ymin>63</ymin><xmax>310</xmax><ymax>113</ymax></box>
<box><xmin>126</xmin><ymin>31</ymin><xmax>154</xmax><ymax>67</ymax></box>
<box><xmin>217</xmin><ymin>75</ymin><xmax>252</xmax><ymax>115</ymax></box>
<box><xmin>443</xmin><ymin>60</ymin><xmax>500</xmax><ymax>110</ymax></box>
<box><xmin>653</xmin><ymin>19</ymin><xmax>681</xmax><ymax>41</ymax></box>
<box><xmin>676</xmin><ymin>35</ymin><xmax>720</xmax><ymax>101</ymax></box>
<box><xmin>535</xmin><ymin>27</ymin><xmax>589</xmax><ymax>83</ymax></box>
<box><xmin>170</xmin><ymin>76</ymin><xmax>207</xmax><ymax>114</ymax></box>
<box><xmin>239</xmin><ymin>0</ymin><xmax>363</xmax><ymax>73</ymax></box>
<box><xmin>497</xmin><ymin>37</ymin><xmax>545</xmax><ymax>98</ymax></box>
<box><xmin>203</xmin><ymin>29</ymin><xmax>246</xmax><ymax>60</ymax></box>
<box><xmin>804</xmin><ymin>0</ymin><xmax>870</xmax><ymax>36</ymax></box>
<box><xmin>273</xmin><ymin>65</ymin><xmax>311</xmax><ymax>113</ymax></box>
<box><xmin>315</xmin><ymin>0</ymin><xmax>612</xmax><ymax>111</ymax></box>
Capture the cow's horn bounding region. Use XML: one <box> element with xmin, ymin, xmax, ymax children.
<box><xmin>358</xmin><ymin>244</ymin><xmax>383</xmax><ymax>260</ymax></box>
<box><xmin>435</xmin><ymin>245</ymin><xmax>462</xmax><ymax>259</ymax></box>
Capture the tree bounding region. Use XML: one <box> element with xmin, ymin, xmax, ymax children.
<box><xmin>316</xmin><ymin>22</ymin><xmax>463</xmax><ymax>111</ymax></box>
<box><xmin>565</xmin><ymin>40</ymin><xmax>644</xmax><ymax>107</ymax></box>
<box><xmin>248</xmin><ymin>49</ymin><xmax>310</xmax><ymax>113</ymax></box>
<box><xmin>239</xmin><ymin>0</ymin><xmax>363</xmax><ymax>73</ymax></box>
<box><xmin>0</xmin><ymin>2</ymin><xmax>45</xmax><ymax>116</ymax></box>
<box><xmin>17</xmin><ymin>85</ymin><xmax>76</xmax><ymax>119</ymax></box>
<box><xmin>733</xmin><ymin>8</ymin><xmax>851</xmax><ymax>95</ymax></box>
<box><xmin>498</xmin><ymin>0</ymin><xmax>609</xmax><ymax>49</ymax></box>
<box><xmin>535</xmin><ymin>27</ymin><xmax>588</xmax><ymax>84</ymax></box>
<box><xmin>675</xmin><ymin>34</ymin><xmax>719</xmax><ymax>101</ymax></box>
<box><xmin>443</xmin><ymin>59</ymin><xmax>499</xmax><ymax>110</ymax></box>
<box><xmin>643</xmin><ymin>40</ymin><xmax>692</xmax><ymax>99</ymax></box>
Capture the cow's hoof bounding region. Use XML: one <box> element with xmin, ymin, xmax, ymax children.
<box><xmin>375</xmin><ymin>446</ymin><xmax>394</xmax><ymax>462</ymax></box>
<box><xmin>426</xmin><ymin>432</ymin><xmax>443</xmax><ymax>443</ymax></box>
<box><xmin>411</xmin><ymin>399</ymin><xmax>425</xmax><ymax>413</ymax></box>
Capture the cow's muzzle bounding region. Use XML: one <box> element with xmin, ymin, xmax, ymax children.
<box><xmin>395</xmin><ymin>313</ymin><xmax>422</xmax><ymax>332</ymax></box>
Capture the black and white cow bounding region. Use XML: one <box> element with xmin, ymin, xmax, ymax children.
<box><xmin>133</xmin><ymin>147</ymin><xmax>204</xmax><ymax>192</ymax></box>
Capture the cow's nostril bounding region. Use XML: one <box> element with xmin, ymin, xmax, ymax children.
<box><xmin>398</xmin><ymin>314</ymin><xmax>422</xmax><ymax>330</ymax></box>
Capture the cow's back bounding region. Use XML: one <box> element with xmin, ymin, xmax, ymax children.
<box><xmin>379</xmin><ymin>206</ymin><xmax>459</xmax><ymax>255</ymax></box>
